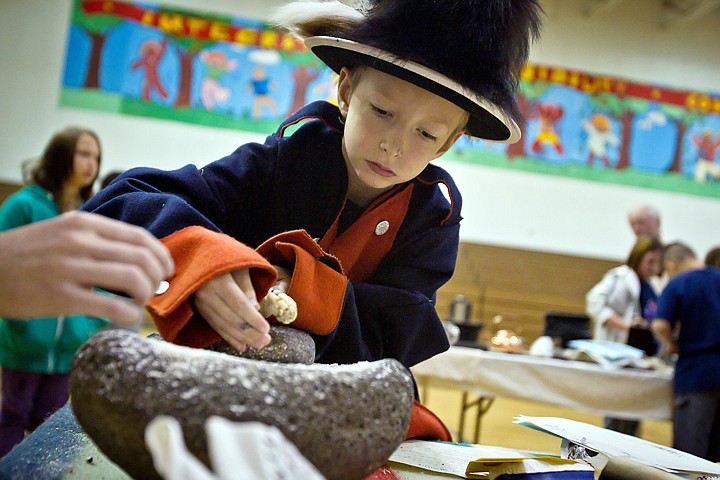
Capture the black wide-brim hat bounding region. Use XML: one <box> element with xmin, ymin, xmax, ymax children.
<box><xmin>273</xmin><ymin>0</ymin><xmax>543</xmax><ymax>143</ymax></box>
<box><xmin>305</xmin><ymin>36</ymin><xmax>519</xmax><ymax>142</ymax></box>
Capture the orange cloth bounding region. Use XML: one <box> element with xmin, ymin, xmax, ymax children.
<box><xmin>149</xmin><ymin>226</ymin><xmax>350</xmax><ymax>345</ymax></box>
<box><xmin>363</xmin><ymin>466</ymin><xmax>400</xmax><ymax>480</ymax></box>
<box><xmin>256</xmin><ymin>230</ymin><xmax>348</xmax><ymax>335</ymax></box>
<box><xmin>148</xmin><ymin>226</ymin><xmax>277</xmax><ymax>347</ymax></box>
<box><xmin>406</xmin><ymin>400</ymin><xmax>452</xmax><ymax>441</ymax></box>
<box><xmin>319</xmin><ymin>184</ymin><xmax>413</xmax><ymax>282</ymax></box>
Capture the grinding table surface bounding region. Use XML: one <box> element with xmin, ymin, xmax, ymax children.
<box><xmin>0</xmin><ymin>405</ymin><xmax>130</xmax><ymax>480</ymax></box>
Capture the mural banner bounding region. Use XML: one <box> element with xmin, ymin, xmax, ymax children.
<box><xmin>61</xmin><ymin>0</ymin><xmax>720</xmax><ymax>198</ymax></box>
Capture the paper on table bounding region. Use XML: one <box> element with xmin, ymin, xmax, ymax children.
<box><xmin>389</xmin><ymin>440</ymin><xmax>534</xmax><ymax>477</ymax></box>
<box><xmin>388</xmin><ymin>440</ymin><xmax>592</xmax><ymax>479</ymax></box>
<box><xmin>566</xmin><ymin>340</ymin><xmax>644</xmax><ymax>362</ymax></box>
<box><xmin>514</xmin><ymin>416</ymin><xmax>720</xmax><ymax>478</ymax></box>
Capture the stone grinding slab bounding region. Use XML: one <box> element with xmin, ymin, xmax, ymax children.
<box><xmin>69</xmin><ymin>329</ymin><xmax>414</xmax><ymax>480</ymax></box>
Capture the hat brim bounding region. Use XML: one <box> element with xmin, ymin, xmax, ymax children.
<box><xmin>305</xmin><ymin>36</ymin><xmax>520</xmax><ymax>143</ymax></box>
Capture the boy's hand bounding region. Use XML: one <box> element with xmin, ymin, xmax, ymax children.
<box><xmin>271</xmin><ymin>265</ymin><xmax>292</xmax><ymax>294</ymax></box>
<box><xmin>193</xmin><ymin>269</ymin><xmax>271</xmax><ymax>352</ymax></box>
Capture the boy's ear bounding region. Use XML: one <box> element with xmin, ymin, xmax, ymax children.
<box><xmin>433</xmin><ymin>130</ymin><xmax>465</xmax><ymax>159</ymax></box>
<box><xmin>337</xmin><ymin>67</ymin><xmax>352</xmax><ymax>118</ymax></box>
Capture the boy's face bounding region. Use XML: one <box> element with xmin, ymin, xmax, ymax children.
<box><xmin>337</xmin><ymin>66</ymin><xmax>466</xmax><ymax>206</ymax></box>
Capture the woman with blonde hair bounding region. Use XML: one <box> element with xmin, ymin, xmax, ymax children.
<box><xmin>585</xmin><ymin>234</ymin><xmax>663</xmax><ymax>435</ymax></box>
<box><xmin>587</xmin><ymin>234</ymin><xmax>663</xmax><ymax>344</ymax></box>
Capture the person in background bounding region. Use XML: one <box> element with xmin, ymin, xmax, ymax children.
<box><xmin>586</xmin><ymin>234</ymin><xmax>663</xmax><ymax>436</ymax></box>
<box><xmin>628</xmin><ymin>204</ymin><xmax>662</xmax><ymax>241</ymax></box>
<box><xmin>705</xmin><ymin>246</ymin><xmax>720</xmax><ymax>268</ymax></box>
<box><xmin>652</xmin><ymin>242</ymin><xmax>720</xmax><ymax>461</ymax></box>
<box><xmin>0</xmin><ymin>127</ymin><xmax>147</xmax><ymax>457</ymax></box>
<box><xmin>662</xmin><ymin>242</ymin><xmax>703</xmax><ymax>279</ymax></box>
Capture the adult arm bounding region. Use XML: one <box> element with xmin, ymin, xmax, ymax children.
<box><xmin>654</xmin><ymin>282</ymin><xmax>680</xmax><ymax>357</ymax></box>
<box><xmin>586</xmin><ymin>268</ymin><xmax>632</xmax><ymax>333</ymax></box>
<box><xmin>651</xmin><ymin>318</ymin><xmax>677</xmax><ymax>356</ymax></box>
<box><xmin>0</xmin><ymin>211</ymin><xmax>174</xmax><ymax>325</ymax></box>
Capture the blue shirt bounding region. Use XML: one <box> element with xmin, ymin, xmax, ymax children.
<box><xmin>656</xmin><ymin>267</ymin><xmax>720</xmax><ymax>394</ymax></box>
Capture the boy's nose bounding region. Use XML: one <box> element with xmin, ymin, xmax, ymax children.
<box><xmin>380</xmin><ymin>141</ymin><xmax>403</xmax><ymax>158</ymax></box>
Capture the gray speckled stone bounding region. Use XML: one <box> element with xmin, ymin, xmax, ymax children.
<box><xmin>207</xmin><ymin>324</ymin><xmax>315</xmax><ymax>364</ymax></box>
<box><xmin>70</xmin><ymin>329</ymin><xmax>414</xmax><ymax>480</ymax></box>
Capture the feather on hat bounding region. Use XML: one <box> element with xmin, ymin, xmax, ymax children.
<box><xmin>271</xmin><ymin>0</ymin><xmax>543</xmax><ymax>142</ymax></box>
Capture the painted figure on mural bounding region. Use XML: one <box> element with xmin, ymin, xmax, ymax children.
<box><xmin>248</xmin><ymin>65</ymin><xmax>279</xmax><ymax>119</ymax></box>
<box><xmin>199</xmin><ymin>50</ymin><xmax>238</xmax><ymax>111</ymax></box>
<box><xmin>531</xmin><ymin>102</ymin><xmax>565</xmax><ymax>155</ymax></box>
<box><xmin>583</xmin><ymin>113</ymin><xmax>619</xmax><ymax>168</ymax></box>
<box><xmin>132</xmin><ymin>37</ymin><xmax>169</xmax><ymax>102</ymax></box>
<box><xmin>692</xmin><ymin>129</ymin><xmax>720</xmax><ymax>183</ymax></box>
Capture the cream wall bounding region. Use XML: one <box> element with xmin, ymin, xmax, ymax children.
<box><xmin>1</xmin><ymin>0</ymin><xmax>718</xmax><ymax>260</ymax></box>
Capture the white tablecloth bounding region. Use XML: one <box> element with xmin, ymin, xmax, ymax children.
<box><xmin>411</xmin><ymin>346</ymin><xmax>673</xmax><ymax>421</ymax></box>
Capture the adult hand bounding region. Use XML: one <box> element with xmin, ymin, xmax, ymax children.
<box><xmin>193</xmin><ymin>268</ymin><xmax>271</xmax><ymax>352</ymax></box>
<box><xmin>0</xmin><ymin>211</ymin><xmax>174</xmax><ymax>326</ymax></box>
<box><xmin>631</xmin><ymin>316</ymin><xmax>650</xmax><ymax>328</ymax></box>
<box><xmin>605</xmin><ymin>313</ymin><xmax>630</xmax><ymax>332</ymax></box>
<box><xmin>661</xmin><ymin>340</ymin><xmax>678</xmax><ymax>357</ymax></box>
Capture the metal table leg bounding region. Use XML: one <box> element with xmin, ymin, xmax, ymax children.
<box><xmin>458</xmin><ymin>391</ymin><xmax>495</xmax><ymax>444</ymax></box>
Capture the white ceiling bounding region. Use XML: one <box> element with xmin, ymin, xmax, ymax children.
<box><xmin>580</xmin><ymin>0</ymin><xmax>720</xmax><ymax>29</ymax></box>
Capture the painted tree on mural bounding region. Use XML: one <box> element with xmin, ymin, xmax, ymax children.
<box><xmin>169</xmin><ymin>38</ymin><xmax>212</xmax><ymax>108</ymax></box>
<box><xmin>72</xmin><ymin>2</ymin><xmax>123</xmax><ymax>89</ymax></box>
<box><xmin>155</xmin><ymin>8</ymin><xmax>230</xmax><ymax>108</ymax></box>
<box><xmin>281</xmin><ymin>51</ymin><xmax>323</xmax><ymax>117</ymax></box>
<box><xmin>661</xmin><ymin>104</ymin><xmax>706</xmax><ymax>173</ymax></box>
<box><xmin>507</xmin><ymin>81</ymin><xmax>551</xmax><ymax>159</ymax></box>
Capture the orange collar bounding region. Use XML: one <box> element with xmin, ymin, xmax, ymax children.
<box><xmin>319</xmin><ymin>184</ymin><xmax>414</xmax><ymax>282</ymax></box>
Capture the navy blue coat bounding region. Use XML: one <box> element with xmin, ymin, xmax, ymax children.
<box><xmin>84</xmin><ymin>101</ymin><xmax>461</xmax><ymax>369</ymax></box>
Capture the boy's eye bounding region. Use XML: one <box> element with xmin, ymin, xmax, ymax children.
<box><xmin>420</xmin><ymin>130</ymin><xmax>438</xmax><ymax>142</ymax></box>
<box><xmin>371</xmin><ymin>104</ymin><xmax>389</xmax><ymax>116</ymax></box>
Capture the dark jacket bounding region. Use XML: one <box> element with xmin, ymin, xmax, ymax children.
<box><xmin>83</xmin><ymin>101</ymin><xmax>461</xmax><ymax>369</ymax></box>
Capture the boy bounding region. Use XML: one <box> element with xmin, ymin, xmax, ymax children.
<box><xmin>653</xmin><ymin>242</ymin><xmax>720</xmax><ymax>461</ymax></box>
<box><xmin>84</xmin><ymin>0</ymin><xmax>541</xmax><ymax>372</ymax></box>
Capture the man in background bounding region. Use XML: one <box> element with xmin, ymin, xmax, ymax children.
<box><xmin>652</xmin><ymin>242</ymin><xmax>720</xmax><ymax>461</ymax></box>
<box><xmin>628</xmin><ymin>205</ymin><xmax>661</xmax><ymax>241</ymax></box>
